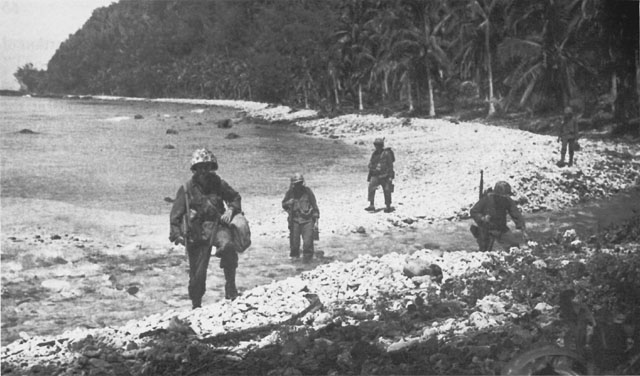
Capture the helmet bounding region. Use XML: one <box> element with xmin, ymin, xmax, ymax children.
<box><xmin>373</xmin><ymin>138</ymin><xmax>385</xmax><ymax>146</ymax></box>
<box><xmin>190</xmin><ymin>148</ymin><xmax>218</xmax><ymax>170</ymax></box>
<box><xmin>564</xmin><ymin>106</ymin><xmax>573</xmax><ymax>115</ymax></box>
<box><xmin>290</xmin><ymin>173</ymin><xmax>305</xmax><ymax>184</ymax></box>
<box><xmin>494</xmin><ymin>181</ymin><xmax>513</xmax><ymax>196</ymax></box>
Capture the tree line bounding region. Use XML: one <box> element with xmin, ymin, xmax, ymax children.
<box><xmin>13</xmin><ymin>0</ymin><xmax>639</xmax><ymax>128</ymax></box>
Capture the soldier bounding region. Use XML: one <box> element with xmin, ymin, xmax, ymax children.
<box><xmin>470</xmin><ymin>181</ymin><xmax>528</xmax><ymax>252</ymax></box>
<box><xmin>169</xmin><ymin>148</ymin><xmax>242</xmax><ymax>308</ymax></box>
<box><xmin>282</xmin><ymin>173</ymin><xmax>319</xmax><ymax>263</ymax></box>
<box><xmin>557</xmin><ymin>106</ymin><xmax>579</xmax><ymax>167</ymax></box>
<box><xmin>365</xmin><ymin>138</ymin><xmax>395</xmax><ymax>213</ymax></box>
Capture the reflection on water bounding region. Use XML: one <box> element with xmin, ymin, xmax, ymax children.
<box><xmin>0</xmin><ymin>96</ymin><xmax>366</xmax><ymax>215</ymax></box>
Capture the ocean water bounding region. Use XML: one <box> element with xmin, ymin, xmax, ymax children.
<box><xmin>0</xmin><ymin>96</ymin><xmax>365</xmax><ymax>215</ymax></box>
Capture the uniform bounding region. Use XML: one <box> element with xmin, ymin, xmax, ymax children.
<box><xmin>366</xmin><ymin>138</ymin><xmax>395</xmax><ymax>212</ymax></box>
<box><xmin>558</xmin><ymin>107</ymin><xmax>579</xmax><ymax>167</ymax></box>
<box><xmin>282</xmin><ymin>173</ymin><xmax>319</xmax><ymax>262</ymax></box>
<box><xmin>470</xmin><ymin>181</ymin><xmax>526</xmax><ymax>252</ymax></box>
<box><xmin>169</xmin><ymin>148</ymin><xmax>242</xmax><ymax>308</ymax></box>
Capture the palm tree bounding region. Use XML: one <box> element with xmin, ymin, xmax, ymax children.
<box><xmin>465</xmin><ymin>0</ymin><xmax>507</xmax><ymax>115</ymax></box>
<box><xmin>332</xmin><ymin>0</ymin><xmax>379</xmax><ymax>110</ymax></box>
<box><xmin>498</xmin><ymin>0</ymin><xmax>594</xmax><ymax>112</ymax></box>
<box><xmin>391</xmin><ymin>0</ymin><xmax>453</xmax><ymax>117</ymax></box>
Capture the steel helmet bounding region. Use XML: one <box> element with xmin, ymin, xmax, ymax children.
<box><xmin>564</xmin><ymin>106</ymin><xmax>573</xmax><ymax>115</ymax></box>
<box><xmin>290</xmin><ymin>173</ymin><xmax>305</xmax><ymax>184</ymax></box>
<box><xmin>373</xmin><ymin>138</ymin><xmax>385</xmax><ymax>145</ymax></box>
<box><xmin>494</xmin><ymin>181</ymin><xmax>513</xmax><ymax>196</ymax></box>
<box><xmin>190</xmin><ymin>148</ymin><xmax>218</xmax><ymax>171</ymax></box>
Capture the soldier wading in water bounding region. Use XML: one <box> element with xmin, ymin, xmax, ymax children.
<box><xmin>470</xmin><ymin>181</ymin><xmax>528</xmax><ymax>252</ymax></box>
<box><xmin>282</xmin><ymin>173</ymin><xmax>319</xmax><ymax>263</ymax></box>
<box><xmin>170</xmin><ymin>148</ymin><xmax>243</xmax><ymax>308</ymax></box>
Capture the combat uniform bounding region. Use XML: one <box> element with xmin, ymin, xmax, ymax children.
<box><xmin>470</xmin><ymin>181</ymin><xmax>526</xmax><ymax>252</ymax></box>
<box><xmin>282</xmin><ymin>174</ymin><xmax>319</xmax><ymax>262</ymax></box>
<box><xmin>366</xmin><ymin>138</ymin><xmax>395</xmax><ymax>212</ymax></box>
<box><xmin>169</xmin><ymin>149</ymin><xmax>242</xmax><ymax>308</ymax></box>
<box><xmin>558</xmin><ymin>107</ymin><xmax>579</xmax><ymax>167</ymax></box>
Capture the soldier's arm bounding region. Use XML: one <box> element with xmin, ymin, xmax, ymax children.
<box><xmin>508</xmin><ymin>199</ymin><xmax>525</xmax><ymax>230</ymax></box>
<box><xmin>169</xmin><ymin>186</ymin><xmax>186</xmax><ymax>241</ymax></box>
<box><xmin>470</xmin><ymin>198</ymin><xmax>486</xmax><ymax>224</ymax></box>
<box><xmin>308</xmin><ymin>188</ymin><xmax>319</xmax><ymax>220</ymax></box>
<box><xmin>282</xmin><ymin>189</ymin><xmax>294</xmax><ymax>211</ymax></box>
<box><xmin>220</xmin><ymin>180</ymin><xmax>242</xmax><ymax>214</ymax></box>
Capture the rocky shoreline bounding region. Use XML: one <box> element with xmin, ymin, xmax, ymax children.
<box><xmin>2</xmin><ymin>224</ymin><xmax>639</xmax><ymax>375</ymax></box>
<box><xmin>2</xmin><ymin>97</ymin><xmax>640</xmax><ymax>375</ymax></box>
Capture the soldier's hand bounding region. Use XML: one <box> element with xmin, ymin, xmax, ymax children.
<box><xmin>221</xmin><ymin>209</ymin><xmax>233</xmax><ymax>225</ymax></box>
<box><xmin>172</xmin><ymin>236</ymin><xmax>185</xmax><ymax>246</ymax></box>
<box><xmin>482</xmin><ymin>215</ymin><xmax>491</xmax><ymax>223</ymax></box>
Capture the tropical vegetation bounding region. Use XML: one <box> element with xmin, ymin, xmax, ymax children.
<box><xmin>13</xmin><ymin>0</ymin><xmax>639</xmax><ymax>131</ymax></box>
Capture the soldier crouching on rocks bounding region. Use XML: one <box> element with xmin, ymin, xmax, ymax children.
<box><xmin>169</xmin><ymin>148</ymin><xmax>243</xmax><ymax>308</ymax></box>
<box><xmin>365</xmin><ymin>138</ymin><xmax>395</xmax><ymax>213</ymax></box>
<box><xmin>282</xmin><ymin>173</ymin><xmax>319</xmax><ymax>263</ymax></box>
<box><xmin>470</xmin><ymin>181</ymin><xmax>528</xmax><ymax>252</ymax></box>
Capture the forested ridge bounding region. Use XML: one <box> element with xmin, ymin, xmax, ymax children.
<box><xmin>13</xmin><ymin>0</ymin><xmax>639</xmax><ymax>126</ymax></box>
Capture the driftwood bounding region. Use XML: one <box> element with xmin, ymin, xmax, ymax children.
<box><xmin>201</xmin><ymin>294</ymin><xmax>322</xmax><ymax>345</ymax></box>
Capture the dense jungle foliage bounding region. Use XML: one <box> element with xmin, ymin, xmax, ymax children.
<box><xmin>13</xmin><ymin>0</ymin><xmax>639</xmax><ymax>126</ymax></box>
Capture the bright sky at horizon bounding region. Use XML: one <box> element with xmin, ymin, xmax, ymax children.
<box><xmin>0</xmin><ymin>0</ymin><xmax>115</xmax><ymax>90</ymax></box>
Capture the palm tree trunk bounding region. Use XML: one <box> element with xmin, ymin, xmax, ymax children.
<box><xmin>486</xmin><ymin>20</ymin><xmax>496</xmax><ymax>116</ymax></box>
<box><xmin>358</xmin><ymin>83</ymin><xmax>364</xmax><ymax>111</ymax></box>
<box><xmin>304</xmin><ymin>83</ymin><xmax>309</xmax><ymax>109</ymax></box>
<box><xmin>611</xmin><ymin>73</ymin><xmax>617</xmax><ymax>113</ymax></box>
<box><xmin>426</xmin><ymin>67</ymin><xmax>435</xmax><ymax>116</ymax></box>
<box><xmin>407</xmin><ymin>80</ymin><xmax>414</xmax><ymax>112</ymax></box>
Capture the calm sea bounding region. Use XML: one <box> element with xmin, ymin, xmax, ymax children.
<box><xmin>0</xmin><ymin>96</ymin><xmax>364</xmax><ymax>215</ymax></box>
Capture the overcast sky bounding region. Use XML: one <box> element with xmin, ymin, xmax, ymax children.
<box><xmin>0</xmin><ymin>0</ymin><xmax>115</xmax><ymax>90</ymax></box>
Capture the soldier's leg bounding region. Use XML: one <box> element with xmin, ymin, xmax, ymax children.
<box><xmin>477</xmin><ymin>226</ymin><xmax>492</xmax><ymax>252</ymax></box>
<box><xmin>568</xmin><ymin>139</ymin><xmax>575</xmax><ymax>166</ymax></box>
<box><xmin>366</xmin><ymin>177</ymin><xmax>380</xmax><ymax>211</ymax></box>
<box><xmin>560</xmin><ymin>140</ymin><xmax>568</xmax><ymax>163</ymax></box>
<box><xmin>290</xmin><ymin>221</ymin><xmax>301</xmax><ymax>258</ymax></box>
<box><xmin>223</xmin><ymin>267</ymin><xmax>238</xmax><ymax>300</ymax></box>
<box><xmin>496</xmin><ymin>230</ymin><xmax>521</xmax><ymax>251</ymax></box>
<box><xmin>382</xmin><ymin>178</ymin><xmax>393</xmax><ymax>212</ymax></box>
<box><xmin>188</xmin><ymin>244</ymin><xmax>212</xmax><ymax>308</ymax></box>
<box><xmin>301</xmin><ymin>221</ymin><xmax>314</xmax><ymax>261</ymax></box>
<box><xmin>215</xmin><ymin>226</ymin><xmax>239</xmax><ymax>300</ymax></box>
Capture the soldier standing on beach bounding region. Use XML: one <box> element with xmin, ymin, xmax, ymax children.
<box><xmin>169</xmin><ymin>148</ymin><xmax>243</xmax><ymax>308</ymax></box>
<box><xmin>282</xmin><ymin>173</ymin><xmax>319</xmax><ymax>263</ymax></box>
<box><xmin>365</xmin><ymin>138</ymin><xmax>395</xmax><ymax>213</ymax></box>
<box><xmin>469</xmin><ymin>181</ymin><xmax>528</xmax><ymax>252</ymax></box>
<box><xmin>557</xmin><ymin>106</ymin><xmax>579</xmax><ymax>167</ymax></box>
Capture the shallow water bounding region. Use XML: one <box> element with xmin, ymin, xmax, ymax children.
<box><xmin>0</xmin><ymin>96</ymin><xmax>365</xmax><ymax>215</ymax></box>
<box><xmin>2</xmin><ymin>96</ymin><xmax>640</xmax><ymax>346</ymax></box>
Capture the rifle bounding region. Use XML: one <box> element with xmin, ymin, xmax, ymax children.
<box><xmin>479</xmin><ymin>170</ymin><xmax>484</xmax><ymax>200</ymax></box>
<box><xmin>182</xmin><ymin>183</ymin><xmax>191</xmax><ymax>248</ymax></box>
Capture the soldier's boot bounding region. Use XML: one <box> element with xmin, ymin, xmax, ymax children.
<box><xmin>383</xmin><ymin>192</ymin><xmax>393</xmax><ymax>212</ymax></box>
<box><xmin>568</xmin><ymin>150</ymin><xmax>574</xmax><ymax>167</ymax></box>
<box><xmin>557</xmin><ymin>145</ymin><xmax>567</xmax><ymax>167</ymax></box>
<box><xmin>223</xmin><ymin>268</ymin><xmax>238</xmax><ymax>301</ymax></box>
<box><xmin>365</xmin><ymin>201</ymin><xmax>375</xmax><ymax>212</ymax></box>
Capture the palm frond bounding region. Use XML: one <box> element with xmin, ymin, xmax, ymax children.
<box><xmin>498</xmin><ymin>37</ymin><xmax>541</xmax><ymax>65</ymax></box>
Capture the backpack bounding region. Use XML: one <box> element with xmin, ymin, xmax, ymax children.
<box><xmin>230</xmin><ymin>213</ymin><xmax>251</xmax><ymax>253</ymax></box>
